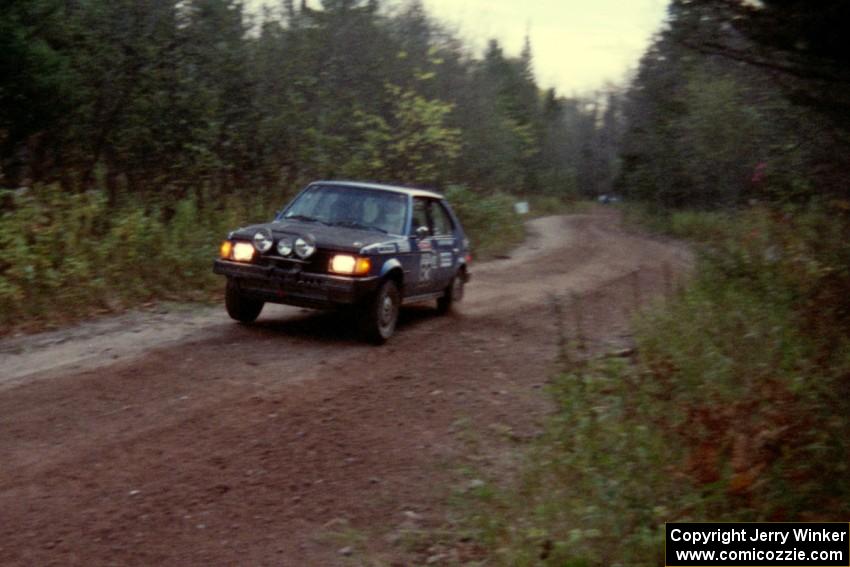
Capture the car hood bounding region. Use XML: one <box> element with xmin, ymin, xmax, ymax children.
<box><xmin>229</xmin><ymin>220</ymin><xmax>405</xmax><ymax>254</ymax></box>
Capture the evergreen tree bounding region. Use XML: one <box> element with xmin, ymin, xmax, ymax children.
<box><xmin>0</xmin><ymin>0</ymin><xmax>606</xmax><ymax>200</ymax></box>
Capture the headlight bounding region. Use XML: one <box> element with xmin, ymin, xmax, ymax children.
<box><xmin>294</xmin><ymin>237</ymin><xmax>316</xmax><ymax>259</ymax></box>
<box><xmin>329</xmin><ymin>254</ymin><xmax>371</xmax><ymax>275</ymax></box>
<box><xmin>276</xmin><ymin>236</ymin><xmax>293</xmax><ymax>256</ymax></box>
<box><xmin>232</xmin><ymin>242</ymin><xmax>255</xmax><ymax>262</ymax></box>
<box><xmin>253</xmin><ymin>229</ymin><xmax>273</xmax><ymax>253</ymax></box>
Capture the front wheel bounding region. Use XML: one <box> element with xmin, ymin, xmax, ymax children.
<box><xmin>225</xmin><ymin>279</ymin><xmax>264</xmax><ymax>323</ymax></box>
<box><xmin>436</xmin><ymin>272</ymin><xmax>465</xmax><ymax>314</ymax></box>
<box><xmin>359</xmin><ymin>279</ymin><xmax>400</xmax><ymax>344</ymax></box>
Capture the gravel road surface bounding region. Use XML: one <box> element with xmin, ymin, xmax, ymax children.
<box><xmin>0</xmin><ymin>209</ymin><xmax>690</xmax><ymax>565</ymax></box>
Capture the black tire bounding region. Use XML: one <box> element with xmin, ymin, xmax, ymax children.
<box><xmin>359</xmin><ymin>279</ymin><xmax>400</xmax><ymax>344</ymax></box>
<box><xmin>436</xmin><ymin>271</ymin><xmax>465</xmax><ymax>314</ymax></box>
<box><xmin>225</xmin><ymin>279</ymin><xmax>264</xmax><ymax>323</ymax></box>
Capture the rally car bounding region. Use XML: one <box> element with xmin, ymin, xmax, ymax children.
<box><xmin>213</xmin><ymin>181</ymin><xmax>471</xmax><ymax>343</ymax></box>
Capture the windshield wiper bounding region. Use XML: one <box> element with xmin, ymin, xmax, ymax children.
<box><xmin>331</xmin><ymin>220</ymin><xmax>388</xmax><ymax>234</ymax></box>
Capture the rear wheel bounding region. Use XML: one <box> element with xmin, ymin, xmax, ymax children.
<box><xmin>225</xmin><ymin>279</ymin><xmax>264</xmax><ymax>323</ymax></box>
<box><xmin>360</xmin><ymin>279</ymin><xmax>400</xmax><ymax>344</ymax></box>
<box><xmin>436</xmin><ymin>271</ymin><xmax>465</xmax><ymax>314</ymax></box>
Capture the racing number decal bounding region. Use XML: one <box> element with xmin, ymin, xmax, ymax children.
<box><xmin>419</xmin><ymin>252</ymin><xmax>436</xmax><ymax>282</ymax></box>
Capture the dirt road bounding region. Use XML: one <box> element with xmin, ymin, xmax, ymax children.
<box><xmin>0</xmin><ymin>210</ymin><xmax>689</xmax><ymax>565</ymax></box>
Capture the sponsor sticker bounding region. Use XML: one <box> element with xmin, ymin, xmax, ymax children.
<box><xmin>419</xmin><ymin>252</ymin><xmax>436</xmax><ymax>282</ymax></box>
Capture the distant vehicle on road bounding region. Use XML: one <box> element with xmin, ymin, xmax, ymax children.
<box><xmin>597</xmin><ymin>194</ymin><xmax>621</xmax><ymax>205</ymax></box>
<box><xmin>213</xmin><ymin>181</ymin><xmax>471</xmax><ymax>343</ymax></box>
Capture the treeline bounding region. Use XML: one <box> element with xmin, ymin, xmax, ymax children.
<box><xmin>1</xmin><ymin>0</ymin><xmax>622</xmax><ymax>201</ymax></box>
<box><xmin>617</xmin><ymin>0</ymin><xmax>850</xmax><ymax>209</ymax></box>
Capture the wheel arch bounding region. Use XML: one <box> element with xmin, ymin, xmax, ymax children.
<box><xmin>379</xmin><ymin>258</ymin><xmax>405</xmax><ymax>292</ymax></box>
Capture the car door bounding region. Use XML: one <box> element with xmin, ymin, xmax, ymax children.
<box><xmin>409</xmin><ymin>197</ymin><xmax>440</xmax><ymax>293</ymax></box>
<box><xmin>428</xmin><ymin>199</ymin><xmax>458</xmax><ymax>289</ymax></box>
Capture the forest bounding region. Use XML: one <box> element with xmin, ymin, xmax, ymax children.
<box><xmin>1</xmin><ymin>0</ymin><xmax>620</xmax><ymax>197</ymax></box>
<box><xmin>0</xmin><ymin>0</ymin><xmax>620</xmax><ymax>328</ymax></box>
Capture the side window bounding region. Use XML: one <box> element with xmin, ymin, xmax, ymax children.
<box><xmin>411</xmin><ymin>197</ymin><xmax>429</xmax><ymax>234</ymax></box>
<box><xmin>430</xmin><ymin>201</ymin><xmax>454</xmax><ymax>236</ymax></box>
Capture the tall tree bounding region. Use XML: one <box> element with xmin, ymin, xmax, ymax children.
<box><xmin>0</xmin><ymin>0</ymin><xmax>76</xmax><ymax>185</ymax></box>
<box><xmin>0</xmin><ymin>0</ymin><xmax>606</xmax><ymax>202</ymax></box>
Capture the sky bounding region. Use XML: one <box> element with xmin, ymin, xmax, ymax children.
<box><xmin>245</xmin><ymin>0</ymin><xmax>671</xmax><ymax>96</ymax></box>
<box><xmin>416</xmin><ymin>0</ymin><xmax>670</xmax><ymax>95</ymax></box>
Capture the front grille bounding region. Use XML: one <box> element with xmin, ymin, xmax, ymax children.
<box><xmin>254</xmin><ymin>251</ymin><xmax>332</xmax><ymax>275</ymax></box>
<box><xmin>302</xmin><ymin>251</ymin><xmax>333</xmax><ymax>274</ymax></box>
<box><xmin>255</xmin><ymin>255</ymin><xmax>302</xmax><ymax>268</ymax></box>
<box><xmin>298</xmin><ymin>274</ymin><xmax>325</xmax><ymax>288</ymax></box>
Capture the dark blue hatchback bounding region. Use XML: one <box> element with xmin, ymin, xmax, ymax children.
<box><xmin>213</xmin><ymin>181</ymin><xmax>471</xmax><ymax>343</ymax></box>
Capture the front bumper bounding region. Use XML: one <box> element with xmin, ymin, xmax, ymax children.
<box><xmin>213</xmin><ymin>259</ymin><xmax>381</xmax><ymax>309</ymax></box>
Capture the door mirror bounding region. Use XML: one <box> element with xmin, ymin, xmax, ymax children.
<box><xmin>416</xmin><ymin>225</ymin><xmax>430</xmax><ymax>239</ymax></box>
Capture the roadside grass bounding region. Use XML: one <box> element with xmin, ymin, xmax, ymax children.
<box><xmin>526</xmin><ymin>195</ymin><xmax>592</xmax><ymax>218</ymax></box>
<box><xmin>623</xmin><ymin>203</ymin><xmax>738</xmax><ymax>243</ymax></box>
<box><xmin>451</xmin><ymin>203</ymin><xmax>850</xmax><ymax>565</ymax></box>
<box><xmin>0</xmin><ymin>184</ymin><xmax>279</xmax><ymax>334</ymax></box>
<box><xmin>455</xmin><ymin>356</ymin><xmax>680</xmax><ymax>566</ymax></box>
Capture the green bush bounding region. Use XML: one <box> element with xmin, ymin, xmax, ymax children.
<box><xmin>632</xmin><ymin>205</ymin><xmax>850</xmax><ymax>519</ymax></box>
<box><xmin>444</xmin><ymin>185</ymin><xmax>525</xmax><ymax>259</ymax></box>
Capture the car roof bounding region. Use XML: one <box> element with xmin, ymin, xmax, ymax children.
<box><xmin>309</xmin><ymin>180</ymin><xmax>444</xmax><ymax>200</ymax></box>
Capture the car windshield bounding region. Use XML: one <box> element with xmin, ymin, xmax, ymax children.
<box><xmin>281</xmin><ymin>185</ymin><xmax>408</xmax><ymax>235</ymax></box>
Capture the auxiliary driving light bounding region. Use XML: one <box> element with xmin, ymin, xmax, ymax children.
<box><xmin>276</xmin><ymin>236</ymin><xmax>293</xmax><ymax>256</ymax></box>
<box><xmin>253</xmin><ymin>229</ymin><xmax>273</xmax><ymax>253</ymax></box>
<box><xmin>294</xmin><ymin>237</ymin><xmax>316</xmax><ymax>259</ymax></box>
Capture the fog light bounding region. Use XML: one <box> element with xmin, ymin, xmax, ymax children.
<box><xmin>294</xmin><ymin>237</ymin><xmax>316</xmax><ymax>259</ymax></box>
<box><xmin>253</xmin><ymin>229</ymin><xmax>273</xmax><ymax>253</ymax></box>
<box><xmin>277</xmin><ymin>236</ymin><xmax>293</xmax><ymax>256</ymax></box>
